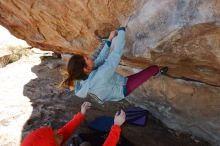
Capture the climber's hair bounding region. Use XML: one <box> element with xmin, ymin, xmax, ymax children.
<box><xmin>60</xmin><ymin>54</ymin><xmax>88</xmax><ymax>89</ymax></box>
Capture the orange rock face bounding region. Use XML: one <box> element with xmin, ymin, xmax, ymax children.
<box><xmin>1</xmin><ymin>0</ymin><xmax>219</xmax><ymax>87</ymax></box>
<box><xmin>0</xmin><ymin>0</ymin><xmax>136</xmax><ymax>54</ymax></box>
<box><xmin>1</xmin><ymin>0</ymin><xmax>220</xmax><ymax>145</ymax></box>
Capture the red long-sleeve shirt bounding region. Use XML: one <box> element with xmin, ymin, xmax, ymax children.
<box><xmin>58</xmin><ymin>112</ymin><xmax>85</xmax><ymax>144</ymax></box>
<box><xmin>21</xmin><ymin>112</ymin><xmax>85</xmax><ymax>146</ymax></box>
<box><xmin>22</xmin><ymin>112</ymin><xmax>121</xmax><ymax>146</ymax></box>
<box><xmin>103</xmin><ymin>125</ymin><xmax>121</xmax><ymax>146</ymax></box>
<box><xmin>58</xmin><ymin>112</ymin><xmax>121</xmax><ymax>146</ymax></box>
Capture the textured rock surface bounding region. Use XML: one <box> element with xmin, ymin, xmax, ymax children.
<box><xmin>0</xmin><ymin>0</ymin><xmax>137</xmax><ymax>54</ymax></box>
<box><xmin>1</xmin><ymin>0</ymin><xmax>219</xmax><ymax>85</ymax></box>
<box><xmin>127</xmin><ymin>76</ymin><xmax>220</xmax><ymax>146</ymax></box>
<box><xmin>1</xmin><ymin>0</ymin><xmax>220</xmax><ymax>145</ymax></box>
<box><xmin>124</xmin><ymin>0</ymin><xmax>220</xmax><ymax>86</ymax></box>
<box><xmin>151</xmin><ymin>23</ymin><xmax>220</xmax><ymax>86</ymax></box>
<box><xmin>0</xmin><ymin>51</ymin><xmax>209</xmax><ymax>146</ymax></box>
<box><xmin>118</xmin><ymin>66</ymin><xmax>220</xmax><ymax>146</ymax></box>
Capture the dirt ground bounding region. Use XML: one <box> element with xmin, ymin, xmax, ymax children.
<box><xmin>0</xmin><ymin>50</ymin><xmax>210</xmax><ymax>146</ymax></box>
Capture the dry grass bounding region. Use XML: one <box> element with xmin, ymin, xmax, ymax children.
<box><xmin>8</xmin><ymin>46</ymin><xmax>32</xmax><ymax>63</ymax></box>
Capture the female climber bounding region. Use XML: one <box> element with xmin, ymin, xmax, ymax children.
<box><xmin>62</xmin><ymin>17</ymin><xmax>168</xmax><ymax>103</ymax></box>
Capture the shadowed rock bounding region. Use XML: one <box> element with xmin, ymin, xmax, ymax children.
<box><xmin>0</xmin><ymin>0</ymin><xmax>220</xmax><ymax>145</ymax></box>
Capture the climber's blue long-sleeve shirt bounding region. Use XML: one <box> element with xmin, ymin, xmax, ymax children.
<box><xmin>75</xmin><ymin>27</ymin><xmax>127</xmax><ymax>103</ymax></box>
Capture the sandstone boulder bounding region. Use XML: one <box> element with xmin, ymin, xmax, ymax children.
<box><xmin>126</xmin><ymin>76</ymin><xmax>220</xmax><ymax>146</ymax></box>
<box><xmin>151</xmin><ymin>23</ymin><xmax>220</xmax><ymax>86</ymax></box>
<box><xmin>0</xmin><ymin>0</ymin><xmax>220</xmax><ymax>145</ymax></box>
<box><xmin>0</xmin><ymin>0</ymin><xmax>137</xmax><ymax>54</ymax></box>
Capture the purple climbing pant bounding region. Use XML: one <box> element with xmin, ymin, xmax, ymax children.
<box><xmin>125</xmin><ymin>65</ymin><xmax>159</xmax><ymax>96</ymax></box>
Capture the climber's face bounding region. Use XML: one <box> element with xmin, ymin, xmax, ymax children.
<box><xmin>83</xmin><ymin>55</ymin><xmax>94</xmax><ymax>74</ymax></box>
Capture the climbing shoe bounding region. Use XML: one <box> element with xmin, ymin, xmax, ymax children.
<box><xmin>159</xmin><ymin>66</ymin><xmax>168</xmax><ymax>75</ymax></box>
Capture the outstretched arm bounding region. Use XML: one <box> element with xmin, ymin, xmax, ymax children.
<box><xmin>58</xmin><ymin>102</ymin><xmax>91</xmax><ymax>143</ymax></box>
<box><xmin>93</xmin><ymin>31</ymin><xmax>118</xmax><ymax>67</ymax></box>
<box><xmin>103</xmin><ymin>110</ymin><xmax>126</xmax><ymax>146</ymax></box>
<box><xmin>90</xmin><ymin>40</ymin><xmax>105</xmax><ymax>61</ymax></box>
<box><xmin>91</xmin><ymin>27</ymin><xmax>126</xmax><ymax>84</ymax></box>
<box><xmin>91</xmin><ymin>17</ymin><xmax>129</xmax><ymax>84</ymax></box>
